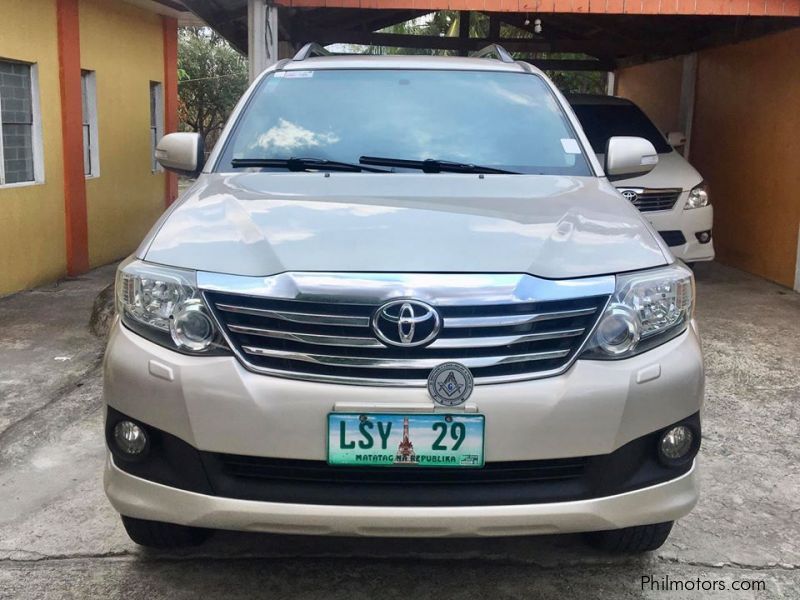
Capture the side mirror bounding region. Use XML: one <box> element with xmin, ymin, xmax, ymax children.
<box><xmin>155</xmin><ymin>132</ymin><xmax>204</xmax><ymax>177</ymax></box>
<box><xmin>605</xmin><ymin>136</ymin><xmax>658</xmax><ymax>180</ymax></box>
<box><xmin>667</xmin><ymin>131</ymin><xmax>687</xmax><ymax>147</ymax></box>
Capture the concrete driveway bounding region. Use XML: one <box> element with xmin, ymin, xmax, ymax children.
<box><xmin>0</xmin><ymin>262</ymin><xmax>798</xmax><ymax>599</ymax></box>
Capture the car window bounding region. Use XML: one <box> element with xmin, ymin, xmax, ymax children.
<box><xmin>570</xmin><ymin>103</ymin><xmax>672</xmax><ymax>154</ymax></box>
<box><xmin>217</xmin><ymin>69</ymin><xmax>591</xmax><ymax>176</ymax></box>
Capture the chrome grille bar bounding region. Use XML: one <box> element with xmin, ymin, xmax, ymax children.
<box><xmin>443</xmin><ymin>307</ymin><xmax>596</xmax><ymax>328</ymax></box>
<box><xmin>228</xmin><ymin>324</ymin><xmax>382</xmax><ymax>347</ymax></box>
<box><xmin>229</xmin><ymin>323</ymin><xmax>585</xmax><ymax>349</ymax></box>
<box><xmin>241</xmin><ymin>346</ymin><xmax>571</xmax><ymax>369</ymax></box>
<box><xmin>429</xmin><ymin>328</ymin><xmax>584</xmax><ymax>349</ymax></box>
<box><xmin>216</xmin><ymin>303</ymin><xmax>370</xmax><ymax>327</ymax></box>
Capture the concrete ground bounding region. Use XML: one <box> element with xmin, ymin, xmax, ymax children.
<box><xmin>0</xmin><ymin>262</ymin><xmax>798</xmax><ymax>599</ymax></box>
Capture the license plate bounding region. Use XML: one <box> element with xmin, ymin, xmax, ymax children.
<box><xmin>327</xmin><ymin>413</ymin><xmax>485</xmax><ymax>468</ymax></box>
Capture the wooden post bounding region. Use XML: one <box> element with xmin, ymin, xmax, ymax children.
<box><xmin>162</xmin><ymin>17</ymin><xmax>179</xmax><ymax>207</ymax></box>
<box><xmin>458</xmin><ymin>11</ymin><xmax>470</xmax><ymax>57</ymax></box>
<box><xmin>679</xmin><ymin>53</ymin><xmax>697</xmax><ymax>159</ymax></box>
<box><xmin>489</xmin><ymin>14</ymin><xmax>500</xmax><ymax>42</ymax></box>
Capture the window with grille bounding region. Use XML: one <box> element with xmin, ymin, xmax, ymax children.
<box><xmin>81</xmin><ymin>70</ymin><xmax>99</xmax><ymax>177</ymax></box>
<box><xmin>0</xmin><ymin>59</ymin><xmax>43</xmax><ymax>186</ymax></box>
<box><xmin>149</xmin><ymin>81</ymin><xmax>163</xmax><ymax>172</ymax></box>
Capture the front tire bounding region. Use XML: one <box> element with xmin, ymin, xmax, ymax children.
<box><xmin>121</xmin><ymin>515</ymin><xmax>212</xmax><ymax>548</ymax></box>
<box><xmin>584</xmin><ymin>521</ymin><xmax>673</xmax><ymax>553</ymax></box>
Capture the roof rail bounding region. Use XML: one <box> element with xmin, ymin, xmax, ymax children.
<box><xmin>293</xmin><ymin>43</ymin><xmax>331</xmax><ymax>61</ymax></box>
<box><xmin>471</xmin><ymin>44</ymin><xmax>515</xmax><ymax>64</ymax></box>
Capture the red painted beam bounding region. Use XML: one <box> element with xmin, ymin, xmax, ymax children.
<box><xmin>56</xmin><ymin>0</ymin><xmax>90</xmax><ymax>275</ymax></box>
<box><xmin>162</xmin><ymin>16</ymin><xmax>179</xmax><ymax>207</ymax></box>
<box><xmin>275</xmin><ymin>0</ymin><xmax>800</xmax><ymax>15</ymax></box>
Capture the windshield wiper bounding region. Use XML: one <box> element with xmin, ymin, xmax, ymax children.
<box><xmin>359</xmin><ymin>156</ymin><xmax>518</xmax><ymax>175</ymax></box>
<box><xmin>231</xmin><ymin>157</ymin><xmax>390</xmax><ymax>173</ymax></box>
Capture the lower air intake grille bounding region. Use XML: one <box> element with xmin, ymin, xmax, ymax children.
<box><xmin>658</xmin><ymin>230</ymin><xmax>687</xmax><ymax>247</ymax></box>
<box><xmin>216</xmin><ymin>454</ymin><xmax>588</xmax><ymax>485</ymax></box>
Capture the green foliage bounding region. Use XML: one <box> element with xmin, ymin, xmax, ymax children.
<box><xmin>178</xmin><ymin>27</ymin><xmax>247</xmax><ymax>146</ymax></box>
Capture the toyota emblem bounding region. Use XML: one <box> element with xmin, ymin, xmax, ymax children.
<box><xmin>372</xmin><ymin>300</ymin><xmax>441</xmax><ymax>347</ymax></box>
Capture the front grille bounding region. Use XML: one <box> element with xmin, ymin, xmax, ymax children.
<box><xmin>216</xmin><ymin>454</ymin><xmax>588</xmax><ymax>484</ymax></box>
<box><xmin>205</xmin><ymin>291</ymin><xmax>609</xmax><ymax>384</ymax></box>
<box><xmin>658</xmin><ymin>230</ymin><xmax>687</xmax><ymax>247</ymax></box>
<box><xmin>619</xmin><ymin>188</ymin><xmax>681</xmax><ymax>212</ymax></box>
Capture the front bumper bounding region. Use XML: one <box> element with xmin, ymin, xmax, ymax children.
<box><xmin>105</xmin><ymin>457</ymin><xmax>698</xmax><ymax>537</ymax></box>
<box><xmin>104</xmin><ymin>320</ymin><xmax>704</xmax><ymax>462</ymax></box>
<box><xmin>646</xmin><ymin>203</ymin><xmax>715</xmax><ymax>263</ymax></box>
<box><xmin>104</xmin><ymin>319</ymin><xmax>704</xmax><ymax>535</ymax></box>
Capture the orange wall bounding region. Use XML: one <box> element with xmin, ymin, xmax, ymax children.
<box><xmin>616</xmin><ymin>57</ymin><xmax>683</xmax><ymax>135</ymax></box>
<box><xmin>691</xmin><ymin>28</ymin><xmax>800</xmax><ymax>288</ymax></box>
<box><xmin>615</xmin><ymin>29</ymin><xmax>800</xmax><ymax>289</ymax></box>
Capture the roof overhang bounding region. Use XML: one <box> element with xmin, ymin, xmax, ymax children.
<box><xmin>121</xmin><ymin>0</ymin><xmax>205</xmax><ymax>25</ymax></box>
<box><xmin>179</xmin><ymin>1</ymin><xmax>800</xmax><ymax>68</ymax></box>
<box><xmin>273</xmin><ymin>0</ymin><xmax>800</xmax><ymax>14</ymax></box>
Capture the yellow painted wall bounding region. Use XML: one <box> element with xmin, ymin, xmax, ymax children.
<box><xmin>691</xmin><ymin>29</ymin><xmax>800</xmax><ymax>288</ymax></box>
<box><xmin>79</xmin><ymin>0</ymin><xmax>166</xmax><ymax>268</ymax></box>
<box><xmin>616</xmin><ymin>31</ymin><xmax>800</xmax><ymax>288</ymax></box>
<box><xmin>0</xmin><ymin>0</ymin><xmax>67</xmax><ymax>296</ymax></box>
<box><xmin>616</xmin><ymin>56</ymin><xmax>683</xmax><ymax>135</ymax></box>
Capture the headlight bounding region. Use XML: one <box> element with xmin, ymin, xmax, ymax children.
<box><xmin>685</xmin><ymin>182</ymin><xmax>710</xmax><ymax>209</ymax></box>
<box><xmin>115</xmin><ymin>258</ymin><xmax>228</xmax><ymax>354</ymax></box>
<box><xmin>582</xmin><ymin>263</ymin><xmax>694</xmax><ymax>360</ymax></box>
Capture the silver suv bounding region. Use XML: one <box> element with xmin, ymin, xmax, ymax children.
<box><xmin>104</xmin><ymin>45</ymin><xmax>703</xmax><ymax>552</ymax></box>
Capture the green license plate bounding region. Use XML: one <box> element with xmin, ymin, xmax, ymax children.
<box><xmin>327</xmin><ymin>413</ymin><xmax>485</xmax><ymax>468</ymax></box>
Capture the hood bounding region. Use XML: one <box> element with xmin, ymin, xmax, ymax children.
<box><xmin>599</xmin><ymin>150</ymin><xmax>703</xmax><ymax>190</ymax></box>
<box><xmin>141</xmin><ymin>173</ymin><xmax>669</xmax><ymax>279</ymax></box>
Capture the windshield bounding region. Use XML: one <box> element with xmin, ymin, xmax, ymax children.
<box><xmin>570</xmin><ymin>102</ymin><xmax>672</xmax><ymax>154</ymax></box>
<box><xmin>217</xmin><ymin>69</ymin><xmax>591</xmax><ymax>176</ymax></box>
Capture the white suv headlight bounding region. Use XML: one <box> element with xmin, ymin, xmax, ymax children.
<box><xmin>582</xmin><ymin>263</ymin><xmax>694</xmax><ymax>359</ymax></box>
<box><xmin>685</xmin><ymin>182</ymin><xmax>710</xmax><ymax>209</ymax></box>
<box><xmin>115</xmin><ymin>258</ymin><xmax>228</xmax><ymax>354</ymax></box>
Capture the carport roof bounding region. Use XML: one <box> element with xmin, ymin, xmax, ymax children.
<box><xmin>179</xmin><ymin>0</ymin><xmax>800</xmax><ymax>67</ymax></box>
<box><xmin>276</xmin><ymin>0</ymin><xmax>800</xmax><ymax>16</ymax></box>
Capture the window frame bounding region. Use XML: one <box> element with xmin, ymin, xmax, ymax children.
<box><xmin>0</xmin><ymin>59</ymin><xmax>45</xmax><ymax>188</ymax></box>
<box><xmin>81</xmin><ymin>69</ymin><xmax>100</xmax><ymax>178</ymax></box>
<box><xmin>149</xmin><ymin>81</ymin><xmax>164</xmax><ymax>173</ymax></box>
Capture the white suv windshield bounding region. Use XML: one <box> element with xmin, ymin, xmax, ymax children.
<box><xmin>217</xmin><ymin>69</ymin><xmax>591</xmax><ymax>176</ymax></box>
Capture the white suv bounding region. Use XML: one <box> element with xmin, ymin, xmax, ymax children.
<box><xmin>104</xmin><ymin>46</ymin><xmax>703</xmax><ymax>553</ymax></box>
<box><xmin>569</xmin><ymin>94</ymin><xmax>714</xmax><ymax>265</ymax></box>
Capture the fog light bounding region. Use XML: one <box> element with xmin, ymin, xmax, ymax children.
<box><xmin>659</xmin><ymin>425</ymin><xmax>694</xmax><ymax>462</ymax></box>
<box><xmin>113</xmin><ymin>420</ymin><xmax>148</xmax><ymax>456</ymax></box>
<box><xmin>695</xmin><ymin>230</ymin><xmax>712</xmax><ymax>244</ymax></box>
<box><xmin>170</xmin><ymin>299</ymin><xmax>215</xmax><ymax>351</ymax></box>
